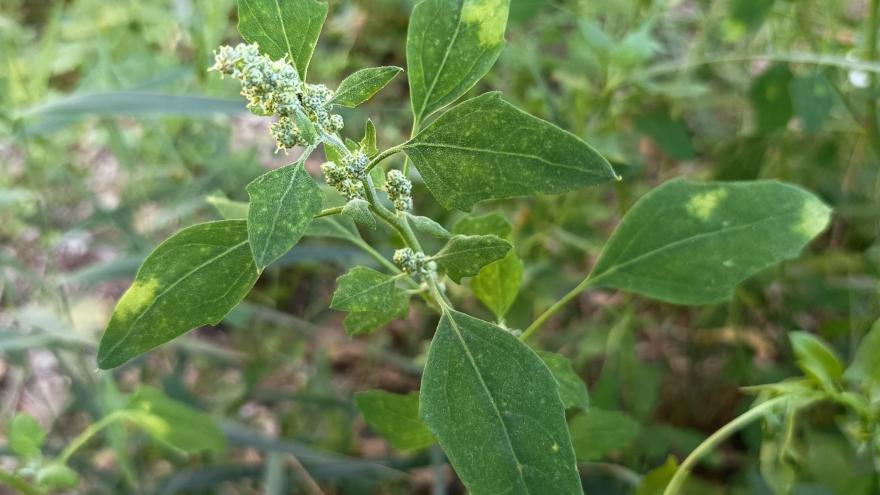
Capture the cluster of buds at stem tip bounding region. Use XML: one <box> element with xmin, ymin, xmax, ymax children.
<box><xmin>209</xmin><ymin>43</ymin><xmax>344</xmax><ymax>151</ymax></box>
<box><xmin>393</xmin><ymin>248</ymin><xmax>437</xmax><ymax>277</ymax></box>
<box><xmin>320</xmin><ymin>149</ymin><xmax>370</xmax><ymax>200</ymax></box>
<box><xmin>385</xmin><ymin>169</ymin><xmax>413</xmax><ymax>211</ymax></box>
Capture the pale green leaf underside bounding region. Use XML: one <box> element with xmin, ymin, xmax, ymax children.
<box><xmin>330</xmin><ymin>266</ymin><xmax>406</xmax><ymax>313</ymax></box>
<box><xmin>420</xmin><ymin>310</ymin><xmax>582</xmax><ymax>494</ymax></box>
<box><xmin>472</xmin><ymin>250</ymin><xmax>523</xmax><ymax>319</ymax></box>
<box><xmin>407</xmin><ymin>0</ymin><xmax>510</xmax><ymax>123</ymax></box>
<box><xmin>342</xmin><ymin>198</ymin><xmax>376</xmax><ymax>230</ymax></box>
<box><xmin>246</xmin><ymin>161</ymin><xmax>323</xmax><ymax>269</ymax></box>
<box><xmin>590</xmin><ymin>179</ymin><xmax>832</xmax><ymax>305</ymax></box>
<box><xmin>433</xmin><ymin>234</ymin><xmax>511</xmax><ymax>283</ymax></box>
<box><xmin>97</xmin><ymin>221</ymin><xmax>259</xmax><ymax>369</ymax></box>
<box><xmin>407</xmin><ymin>213</ymin><xmax>451</xmax><ymax>238</ymax></box>
<box><xmin>355</xmin><ymin>390</ymin><xmax>435</xmax><ymax>451</ymax></box>
<box><xmin>331</xmin><ymin>66</ymin><xmax>403</xmax><ymax>107</ymax></box>
<box><xmin>237</xmin><ymin>0</ymin><xmax>328</xmax><ymax>79</ymax></box>
<box><xmin>537</xmin><ymin>351</ymin><xmax>590</xmax><ymax>411</ymax></box>
<box><xmin>404</xmin><ymin>92</ymin><xmax>618</xmax><ymax>210</ymax></box>
<box><xmin>126</xmin><ymin>386</ymin><xmax>226</xmax><ymax>454</ymax></box>
<box><xmin>206</xmin><ymin>194</ymin><xmax>249</xmax><ymax>220</ymax></box>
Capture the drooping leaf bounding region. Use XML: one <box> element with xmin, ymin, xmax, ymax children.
<box><xmin>453</xmin><ymin>211</ymin><xmax>512</xmax><ymax>237</ymax></box>
<box><xmin>8</xmin><ymin>414</ymin><xmax>46</xmax><ymax>460</ymax></box>
<box><xmin>790</xmin><ymin>331</ymin><xmax>843</xmax><ymax>391</ymax></box>
<box><xmin>568</xmin><ymin>408</ymin><xmax>641</xmax><ymax>461</ymax></box>
<box><xmin>845</xmin><ymin>319</ymin><xmax>880</xmax><ymax>385</ymax></box>
<box><xmin>343</xmin><ymin>295</ymin><xmax>410</xmax><ymax>336</ymax></box>
<box><xmin>331</xmin><ymin>67</ymin><xmax>403</xmax><ymax>107</ymax></box>
<box><xmin>246</xmin><ymin>160</ymin><xmax>323</xmax><ymax>269</ymax></box>
<box><xmin>330</xmin><ymin>266</ymin><xmax>407</xmax><ymax>313</ymax></box>
<box><xmin>403</xmin><ymin>92</ymin><xmax>617</xmax><ymax>210</ymax></box>
<box><xmin>537</xmin><ymin>351</ymin><xmax>590</xmax><ymax>411</ymax></box>
<box><xmin>407</xmin><ymin>0</ymin><xmax>511</xmax><ymax>124</ymax></box>
<box><xmin>361</xmin><ymin>119</ymin><xmax>379</xmax><ymax>156</ymax></box>
<box><xmin>97</xmin><ymin>221</ymin><xmax>259</xmax><ymax>369</ymax></box>
<box><xmin>125</xmin><ymin>386</ymin><xmax>227</xmax><ymax>454</ymax></box>
<box><xmin>406</xmin><ymin>213</ymin><xmax>451</xmax><ymax>238</ymax></box>
<box><xmin>432</xmin><ymin>234</ymin><xmax>511</xmax><ymax>283</ymax></box>
<box><xmin>471</xmin><ymin>250</ymin><xmax>523</xmax><ymax>319</ymax></box>
<box><xmin>589</xmin><ymin>179</ymin><xmax>832</xmax><ymax>305</ymax></box>
<box><xmin>355</xmin><ymin>390</ymin><xmax>435</xmax><ymax>451</ymax></box>
<box><xmin>342</xmin><ymin>198</ymin><xmax>377</xmax><ymax>230</ymax></box>
<box><xmin>237</xmin><ymin>0</ymin><xmax>328</xmax><ymax>79</ymax></box>
<box><xmin>206</xmin><ymin>194</ymin><xmax>249</xmax><ymax>220</ymax></box>
<box><xmin>420</xmin><ymin>310</ymin><xmax>582</xmax><ymax>494</ymax></box>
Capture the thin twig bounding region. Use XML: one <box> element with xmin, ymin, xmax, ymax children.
<box><xmin>286</xmin><ymin>453</ymin><xmax>325</xmax><ymax>495</ymax></box>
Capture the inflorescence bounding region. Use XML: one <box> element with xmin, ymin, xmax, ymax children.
<box><xmin>393</xmin><ymin>248</ymin><xmax>436</xmax><ymax>277</ymax></box>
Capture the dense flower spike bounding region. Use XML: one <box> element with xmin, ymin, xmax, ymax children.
<box><xmin>342</xmin><ymin>150</ymin><xmax>369</xmax><ymax>179</ymax></box>
<box><xmin>393</xmin><ymin>248</ymin><xmax>436</xmax><ymax>277</ymax></box>
<box><xmin>385</xmin><ymin>169</ymin><xmax>413</xmax><ymax>211</ymax></box>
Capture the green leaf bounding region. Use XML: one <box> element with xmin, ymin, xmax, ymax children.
<box><xmin>635</xmin><ymin>109</ymin><xmax>695</xmax><ymax>161</ymax></box>
<box><xmin>420</xmin><ymin>310</ymin><xmax>582</xmax><ymax>494</ymax></box>
<box><xmin>790</xmin><ymin>331</ymin><xmax>843</xmax><ymax>391</ymax></box>
<box><xmin>407</xmin><ymin>0</ymin><xmax>511</xmax><ymax>123</ymax></box>
<box><xmin>342</xmin><ymin>198</ymin><xmax>377</xmax><ymax>230</ymax></box>
<box><xmin>330</xmin><ymin>266</ymin><xmax>408</xmax><ymax>313</ymax></box>
<box><xmin>403</xmin><ymin>93</ymin><xmax>617</xmax><ymax>210</ymax></box>
<box><xmin>749</xmin><ymin>64</ymin><xmax>794</xmax><ymax>134</ymax></box>
<box><xmin>453</xmin><ymin>211</ymin><xmax>512</xmax><ymax>237</ymax></box>
<box><xmin>355</xmin><ymin>390</ymin><xmax>435</xmax><ymax>451</ymax></box>
<box><xmin>126</xmin><ymin>386</ymin><xmax>227</xmax><ymax>454</ymax></box>
<box><xmin>8</xmin><ymin>414</ymin><xmax>46</xmax><ymax>460</ymax></box>
<box><xmin>237</xmin><ymin>0</ymin><xmax>328</xmax><ymax>80</ymax></box>
<box><xmin>589</xmin><ymin>179</ymin><xmax>832</xmax><ymax>305</ymax></box>
<box><xmin>361</xmin><ymin>119</ymin><xmax>379</xmax><ymax>156</ymax></box>
<box><xmin>471</xmin><ymin>250</ymin><xmax>522</xmax><ymax>319</ymax></box>
<box><xmin>36</xmin><ymin>463</ymin><xmax>79</xmax><ymax>490</ymax></box>
<box><xmin>246</xmin><ymin>160</ymin><xmax>323</xmax><ymax>269</ymax></box>
<box><xmin>406</xmin><ymin>213</ymin><xmax>451</xmax><ymax>238</ymax></box>
<box><xmin>791</xmin><ymin>72</ymin><xmax>835</xmax><ymax>134</ymax></box>
<box><xmin>568</xmin><ymin>408</ymin><xmax>641</xmax><ymax>461</ymax></box>
<box><xmin>306</xmin><ymin>215</ymin><xmax>359</xmax><ymax>241</ymax></box>
<box><xmin>537</xmin><ymin>351</ymin><xmax>590</xmax><ymax>411</ymax></box>
<box><xmin>636</xmin><ymin>457</ymin><xmax>679</xmax><ymax>495</ymax></box>
<box><xmin>331</xmin><ymin>67</ymin><xmax>403</xmax><ymax>107</ymax></box>
<box><xmin>845</xmin><ymin>319</ymin><xmax>880</xmax><ymax>385</ymax></box>
<box><xmin>206</xmin><ymin>194</ymin><xmax>249</xmax><ymax>220</ymax></box>
<box><xmin>343</xmin><ymin>295</ymin><xmax>409</xmax><ymax>336</ymax></box>
<box><xmin>97</xmin><ymin>221</ymin><xmax>259</xmax><ymax>369</ymax></box>
<box><xmin>293</xmin><ymin>107</ymin><xmax>318</xmax><ymax>144</ymax></box>
<box><xmin>432</xmin><ymin>234</ymin><xmax>511</xmax><ymax>283</ymax></box>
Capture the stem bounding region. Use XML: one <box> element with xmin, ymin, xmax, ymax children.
<box><xmin>58</xmin><ymin>410</ymin><xmax>130</xmax><ymax>464</ymax></box>
<box><xmin>662</xmin><ymin>396</ymin><xmax>790</xmax><ymax>495</ymax></box>
<box><xmin>316</xmin><ymin>206</ymin><xmax>344</xmax><ymax>218</ymax></box>
<box><xmin>365</xmin><ymin>144</ymin><xmax>406</xmax><ymax>173</ymax></box>
<box><xmin>0</xmin><ymin>469</ymin><xmax>46</xmax><ymax>495</ymax></box>
<box><xmin>286</xmin><ymin>453</ymin><xmax>325</xmax><ymax>495</ymax></box>
<box><xmin>520</xmin><ymin>276</ymin><xmax>596</xmax><ymax>341</ymax></box>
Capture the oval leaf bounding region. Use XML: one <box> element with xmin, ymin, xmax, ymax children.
<box><xmin>355</xmin><ymin>390</ymin><xmax>435</xmax><ymax>451</ymax></box>
<box><xmin>537</xmin><ymin>351</ymin><xmax>590</xmax><ymax>411</ymax></box>
<box><xmin>237</xmin><ymin>0</ymin><xmax>328</xmax><ymax>79</ymax></box>
<box><xmin>403</xmin><ymin>92</ymin><xmax>617</xmax><ymax>210</ymax></box>
<box><xmin>97</xmin><ymin>221</ymin><xmax>259</xmax><ymax>369</ymax></box>
<box><xmin>420</xmin><ymin>310</ymin><xmax>582</xmax><ymax>494</ymax></box>
<box><xmin>590</xmin><ymin>179</ymin><xmax>832</xmax><ymax>305</ymax></box>
<box><xmin>432</xmin><ymin>234</ymin><xmax>511</xmax><ymax>283</ymax></box>
<box><xmin>330</xmin><ymin>266</ymin><xmax>407</xmax><ymax>313</ymax></box>
<box><xmin>331</xmin><ymin>66</ymin><xmax>403</xmax><ymax>107</ymax></box>
<box><xmin>790</xmin><ymin>331</ymin><xmax>843</xmax><ymax>391</ymax></box>
<box><xmin>408</xmin><ymin>0</ymin><xmax>511</xmax><ymax>123</ymax></box>
<box><xmin>247</xmin><ymin>160</ymin><xmax>323</xmax><ymax>269</ymax></box>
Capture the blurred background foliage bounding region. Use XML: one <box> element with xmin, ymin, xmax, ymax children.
<box><xmin>1</xmin><ymin>0</ymin><xmax>879</xmax><ymax>493</ymax></box>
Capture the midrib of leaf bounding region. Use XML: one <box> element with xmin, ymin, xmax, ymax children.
<box><xmin>416</xmin><ymin>0</ymin><xmax>464</xmax><ymax>124</ymax></box>
<box><xmin>434</xmin><ymin>243</ymin><xmax>506</xmax><ymax>262</ymax></box>
<box><xmin>257</xmin><ymin>165</ymin><xmax>304</xmax><ymax>264</ymax></box>
<box><xmin>590</xmin><ymin>210</ymin><xmax>799</xmax><ymax>285</ymax></box>
<box><xmin>442</xmin><ymin>310</ymin><xmax>529</xmax><ymax>491</ymax></box>
<box><xmin>403</xmin><ymin>142</ymin><xmax>609</xmax><ymax>177</ymax></box>
<box><xmin>102</xmin><ymin>240</ymin><xmax>250</xmax><ymax>358</ymax></box>
<box><xmin>273</xmin><ymin>0</ymin><xmax>294</xmax><ymax>62</ymax></box>
<box><xmin>333</xmin><ymin>276</ymin><xmax>398</xmax><ymax>308</ymax></box>
<box><xmin>241</xmin><ymin>0</ymin><xmax>284</xmax><ymax>56</ymax></box>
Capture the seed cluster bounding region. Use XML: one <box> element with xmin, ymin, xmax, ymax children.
<box><xmin>209</xmin><ymin>43</ymin><xmax>344</xmax><ymax>150</ymax></box>
<box><xmin>320</xmin><ymin>149</ymin><xmax>371</xmax><ymax>200</ymax></box>
<box><xmin>393</xmin><ymin>248</ymin><xmax>436</xmax><ymax>276</ymax></box>
<box><xmin>385</xmin><ymin>170</ymin><xmax>413</xmax><ymax>211</ymax></box>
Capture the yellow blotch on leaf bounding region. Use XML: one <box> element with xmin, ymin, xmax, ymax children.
<box><xmin>115</xmin><ymin>278</ymin><xmax>160</xmax><ymax>321</ymax></box>
<box><xmin>462</xmin><ymin>0</ymin><xmax>508</xmax><ymax>48</ymax></box>
<box><xmin>686</xmin><ymin>189</ymin><xmax>728</xmax><ymax>221</ymax></box>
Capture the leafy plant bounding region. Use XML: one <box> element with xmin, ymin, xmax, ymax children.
<box><xmin>89</xmin><ymin>0</ymin><xmax>833</xmax><ymax>492</ymax></box>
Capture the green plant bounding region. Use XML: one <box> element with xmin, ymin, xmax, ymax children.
<box><xmin>91</xmin><ymin>0</ymin><xmax>833</xmax><ymax>493</ymax></box>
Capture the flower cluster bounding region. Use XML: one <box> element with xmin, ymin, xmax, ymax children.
<box><xmin>385</xmin><ymin>170</ymin><xmax>413</xmax><ymax>211</ymax></box>
<box><xmin>320</xmin><ymin>149</ymin><xmax>371</xmax><ymax>200</ymax></box>
<box><xmin>209</xmin><ymin>43</ymin><xmax>344</xmax><ymax>150</ymax></box>
<box><xmin>393</xmin><ymin>248</ymin><xmax>436</xmax><ymax>277</ymax></box>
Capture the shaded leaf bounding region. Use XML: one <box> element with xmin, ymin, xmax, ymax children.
<box><xmin>568</xmin><ymin>408</ymin><xmax>641</xmax><ymax>461</ymax></box>
<box><xmin>355</xmin><ymin>390</ymin><xmax>435</xmax><ymax>451</ymax></box>
<box><xmin>636</xmin><ymin>457</ymin><xmax>679</xmax><ymax>495</ymax></box>
<box><xmin>36</xmin><ymin>463</ymin><xmax>79</xmax><ymax>490</ymax></box>
<box><xmin>126</xmin><ymin>386</ymin><xmax>227</xmax><ymax>454</ymax></box>
<box><xmin>330</xmin><ymin>266</ymin><xmax>407</xmax><ymax>313</ymax></box>
<box><xmin>749</xmin><ymin>64</ymin><xmax>794</xmax><ymax>134</ymax></box>
<box><xmin>8</xmin><ymin>414</ymin><xmax>46</xmax><ymax>460</ymax></box>
<box><xmin>453</xmin><ymin>211</ymin><xmax>512</xmax><ymax>237</ymax></box>
<box><xmin>206</xmin><ymin>194</ymin><xmax>249</xmax><ymax>220</ymax></box>
<box><xmin>432</xmin><ymin>234</ymin><xmax>511</xmax><ymax>283</ymax></box>
<box><xmin>790</xmin><ymin>331</ymin><xmax>843</xmax><ymax>391</ymax></box>
<box><xmin>537</xmin><ymin>351</ymin><xmax>590</xmax><ymax>411</ymax></box>
<box><xmin>343</xmin><ymin>295</ymin><xmax>409</xmax><ymax>336</ymax></box>
<box><xmin>845</xmin><ymin>319</ymin><xmax>880</xmax><ymax>385</ymax></box>
<box><xmin>342</xmin><ymin>198</ymin><xmax>377</xmax><ymax>230</ymax></box>
<box><xmin>361</xmin><ymin>119</ymin><xmax>378</xmax><ymax>156</ymax></box>
<box><xmin>471</xmin><ymin>250</ymin><xmax>523</xmax><ymax>319</ymax></box>
<box><xmin>331</xmin><ymin>67</ymin><xmax>403</xmax><ymax>107</ymax></box>
<box><xmin>407</xmin><ymin>213</ymin><xmax>451</xmax><ymax>238</ymax></box>
<box><xmin>791</xmin><ymin>72</ymin><xmax>835</xmax><ymax>134</ymax></box>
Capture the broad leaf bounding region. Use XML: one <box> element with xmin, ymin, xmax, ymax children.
<box><xmin>331</xmin><ymin>67</ymin><xmax>403</xmax><ymax>107</ymax></box>
<box><xmin>342</xmin><ymin>198</ymin><xmax>377</xmax><ymax>230</ymax></box>
<box><xmin>406</xmin><ymin>213</ymin><xmax>451</xmax><ymax>238</ymax></box>
<box><xmin>403</xmin><ymin>92</ymin><xmax>617</xmax><ymax>210</ymax></box>
<box><xmin>9</xmin><ymin>414</ymin><xmax>46</xmax><ymax>460</ymax></box>
<box><xmin>330</xmin><ymin>266</ymin><xmax>407</xmax><ymax>313</ymax></box>
<box><xmin>537</xmin><ymin>351</ymin><xmax>590</xmax><ymax>411</ymax></box>
<box><xmin>568</xmin><ymin>408</ymin><xmax>640</xmax><ymax>461</ymax></box>
<box><xmin>790</xmin><ymin>331</ymin><xmax>843</xmax><ymax>391</ymax></box>
<box><xmin>453</xmin><ymin>211</ymin><xmax>513</xmax><ymax>237</ymax></box>
<box><xmin>126</xmin><ymin>386</ymin><xmax>227</xmax><ymax>454</ymax></box>
<box><xmin>355</xmin><ymin>390</ymin><xmax>435</xmax><ymax>451</ymax></box>
<box><xmin>343</xmin><ymin>295</ymin><xmax>409</xmax><ymax>336</ymax></box>
<box><xmin>455</xmin><ymin>212</ymin><xmax>522</xmax><ymax>318</ymax></box>
<box><xmin>306</xmin><ymin>215</ymin><xmax>359</xmax><ymax>241</ymax></box>
<box><xmin>845</xmin><ymin>319</ymin><xmax>880</xmax><ymax>385</ymax></box>
<box><xmin>432</xmin><ymin>234</ymin><xmax>511</xmax><ymax>283</ymax></box>
<box><xmin>246</xmin><ymin>160</ymin><xmax>323</xmax><ymax>269</ymax></box>
<box><xmin>206</xmin><ymin>194</ymin><xmax>249</xmax><ymax>220</ymax></box>
<box><xmin>589</xmin><ymin>179</ymin><xmax>832</xmax><ymax>305</ymax></box>
<box><xmin>407</xmin><ymin>0</ymin><xmax>511</xmax><ymax>124</ymax></box>
<box><xmin>98</xmin><ymin>221</ymin><xmax>259</xmax><ymax>369</ymax></box>
<box><xmin>237</xmin><ymin>0</ymin><xmax>328</xmax><ymax>79</ymax></box>
<box><xmin>420</xmin><ymin>310</ymin><xmax>582</xmax><ymax>494</ymax></box>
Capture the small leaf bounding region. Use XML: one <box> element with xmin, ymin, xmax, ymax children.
<box><xmin>330</xmin><ymin>266</ymin><xmax>407</xmax><ymax>313</ymax></box>
<box><xmin>407</xmin><ymin>213</ymin><xmax>451</xmax><ymax>238</ymax></box>
<box><xmin>472</xmin><ymin>250</ymin><xmax>522</xmax><ymax>319</ymax></box>
<box><xmin>306</xmin><ymin>215</ymin><xmax>359</xmax><ymax>241</ymax></box>
<box><xmin>354</xmin><ymin>390</ymin><xmax>435</xmax><ymax>451</ymax></box>
<box><xmin>453</xmin><ymin>211</ymin><xmax>512</xmax><ymax>237</ymax></box>
<box><xmin>590</xmin><ymin>179</ymin><xmax>832</xmax><ymax>305</ymax></box>
<box><xmin>432</xmin><ymin>234</ymin><xmax>511</xmax><ymax>283</ymax></box>
<box><xmin>636</xmin><ymin>457</ymin><xmax>679</xmax><ymax>495</ymax></box>
<box><xmin>237</xmin><ymin>0</ymin><xmax>328</xmax><ymax>80</ymax></box>
<box><xmin>407</xmin><ymin>0</ymin><xmax>511</xmax><ymax>123</ymax></box>
<box><xmin>403</xmin><ymin>93</ymin><xmax>617</xmax><ymax>210</ymax></box>
<box><xmin>206</xmin><ymin>194</ymin><xmax>249</xmax><ymax>220</ymax></box>
<box><xmin>126</xmin><ymin>386</ymin><xmax>227</xmax><ymax>454</ymax></box>
<box><xmin>361</xmin><ymin>119</ymin><xmax>379</xmax><ymax>157</ymax></box>
<box><xmin>537</xmin><ymin>351</ymin><xmax>590</xmax><ymax>411</ymax></box>
<box><xmin>97</xmin><ymin>221</ymin><xmax>259</xmax><ymax>369</ymax></box>
<box><xmin>36</xmin><ymin>463</ymin><xmax>79</xmax><ymax>490</ymax></box>
<box><xmin>568</xmin><ymin>408</ymin><xmax>641</xmax><ymax>461</ymax></box>
<box><xmin>790</xmin><ymin>331</ymin><xmax>843</xmax><ymax>391</ymax></box>
<box><xmin>749</xmin><ymin>64</ymin><xmax>794</xmax><ymax>134</ymax></box>
<box><xmin>8</xmin><ymin>414</ymin><xmax>46</xmax><ymax>460</ymax></box>
<box><xmin>246</xmin><ymin>160</ymin><xmax>323</xmax><ymax>269</ymax></box>
<box><xmin>342</xmin><ymin>198</ymin><xmax>377</xmax><ymax>230</ymax></box>
<box><xmin>343</xmin><ymin>296</ymin><xmax>409</xmax><ymax>336</ymax></box>
<box><xmin>293</xmin><ymin>107</ymin><xmax>318</xmax><ymax>145</ymax></box>
<box><xmin>791</xmin><ymin>72</ymin><xmax>835</xmax><ymax>134</ymax></box>
<box><xmin>331</xmin><ymin>67</ymin><xmax>403</xmax><ymax>108</ymax></box>
<box><xmin>845</xmin><ymin>319</ymin><xmax>880</xmax><ymax>385</ymax></box>
<box><xmin>420</xmin><ymin>310</ymin><xmax>582</xmax><ymax>494</ymax></box>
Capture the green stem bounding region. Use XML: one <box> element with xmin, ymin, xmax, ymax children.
<box><xmin>520</xmin><ymin>276</ymin><xmax>597</xmax><ymax>341</ymax></box>
<box><xmin>0</xmin><ymin>469</ymin><xmax>46</xmax><ymax>495</ymax></box>
<box><xmin>316</xmin><ymin>206</ymin><xmax>344</xmax><ymax>218</ymax></box>
<box><xmin>662</xmin><ymin>396</ymin><xmax>790</xmax><ymax>495</ymax></box>
<box><xmin>58</xmin><ymin>410</ymin><xmax>130</xmax><ymax>464</ymax></box>
<box><xmin>365</xmin><ymin>144</ymin><xmax>406</xmax><ymax>173</ymax></box>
